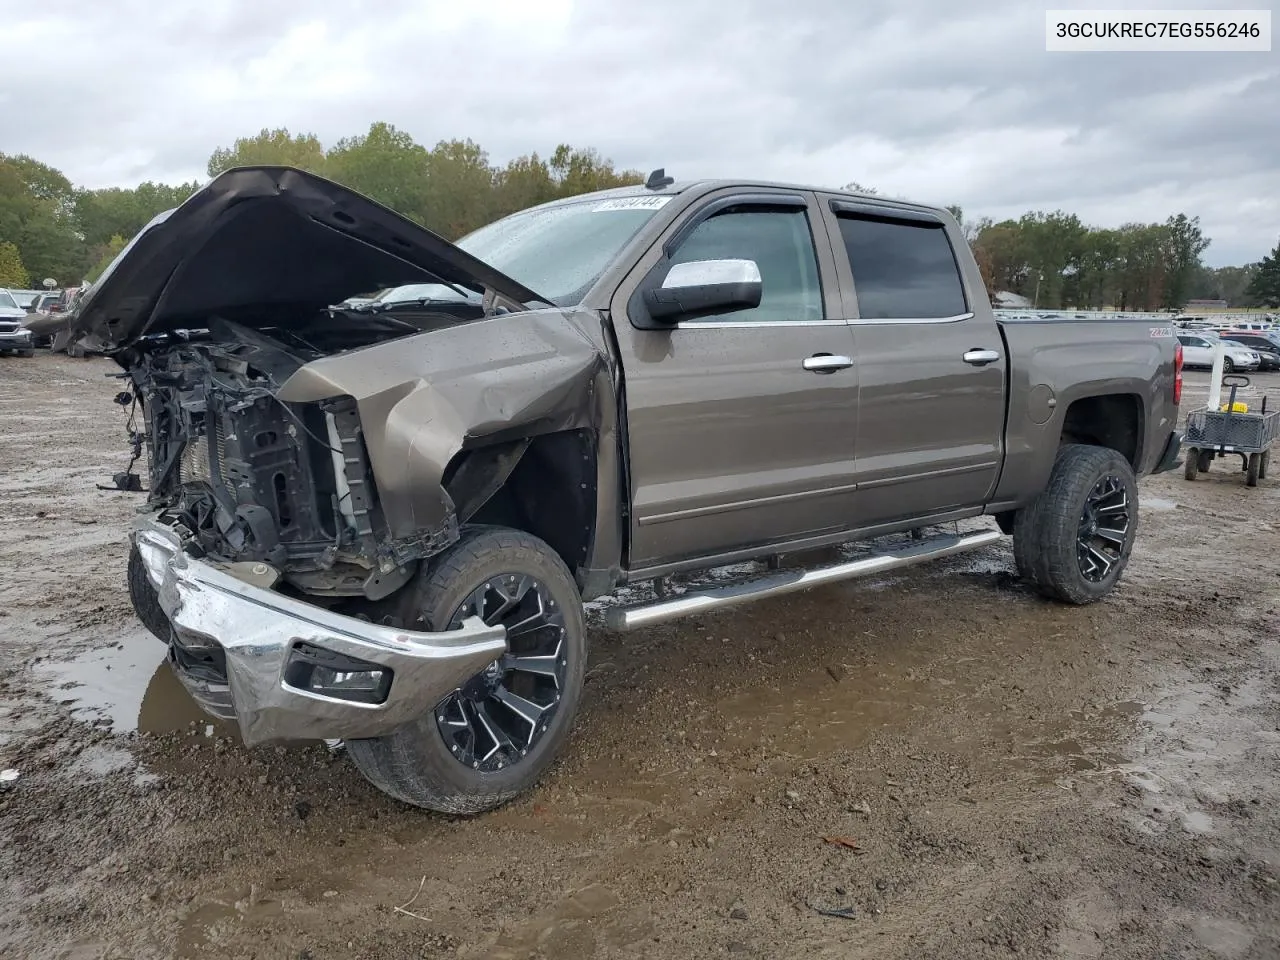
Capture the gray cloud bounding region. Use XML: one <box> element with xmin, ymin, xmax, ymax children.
<box><xmin>4</xmin><ymin>0</ymin><xmax>1277</xmax><ymax>264</ymax></box>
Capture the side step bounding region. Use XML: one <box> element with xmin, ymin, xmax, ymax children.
<box><xmin>604</xmin><ymin>528</ymin><xmax>1004</xmax><ymax>632</ymax></box>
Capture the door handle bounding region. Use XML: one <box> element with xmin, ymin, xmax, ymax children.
<box><xmin>802</xmin><ymin>354</ymin><xmax>853</xmax><ymax>373</ymax></box>
<box><xmin>962</xmin><ymin>348</ymin><xmax>1000</xmax><ymax>366</ymax></box>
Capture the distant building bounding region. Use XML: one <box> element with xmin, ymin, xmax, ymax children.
<box><xmin>1185</xmin><ymin>298</ymin><xmax>1228</xmax><ymax>309</ymax></box>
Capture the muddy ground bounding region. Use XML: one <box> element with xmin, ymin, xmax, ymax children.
<box><xmin>1</xmin><ymin>352</ymin><xmax>1279</xmax><ymax>960</ymax></box>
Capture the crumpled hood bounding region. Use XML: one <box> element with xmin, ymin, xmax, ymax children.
<box><xmin>69</xmin><ymin>165</ymin><xmax>547</xmax><ymax>352</ymax></box>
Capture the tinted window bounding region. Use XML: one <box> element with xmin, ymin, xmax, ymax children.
<box><xmin>669</xmin><ymin>207</ymin><xmax>823</xmax><ymax>323</ymax></box>
<box><xmin>837</xmin><ymin>216</ymin><xmax>967</xmax><ymax>320</ymax></box>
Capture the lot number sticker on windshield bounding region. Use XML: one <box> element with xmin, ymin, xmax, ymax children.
<box><xmin>592</xmin><ymin>196</ymin><xmax>673</xmax><ymax>212</ymax></box>
<box><xmin>1149</xmin><ymin>327</ymin><xmax>1174</xmax><ymax>338</ymax></box>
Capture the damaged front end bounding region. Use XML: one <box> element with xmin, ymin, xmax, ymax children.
<box><xmin>78</xmin><ymin>165</ymin><xmax>617</xmax><ymax>745</ymax></box>
<box><xmin>128</xmin><ymin>321</ymin><xmax>422</xmax><ymax>600</ymax></box>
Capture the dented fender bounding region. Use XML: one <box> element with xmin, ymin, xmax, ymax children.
<box><xmin>276</xmin><ymin>308</ymin><xmax>612</xmax><ymax>551</ymax></box>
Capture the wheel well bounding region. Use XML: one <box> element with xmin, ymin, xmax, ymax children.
<box><xmin>450</xmin><ymin>429</ymin><xmax>597</xmax><ymax>586</ymax></box>
<box><xmin>1060</xmin><ymin>394</ymin><xmax>1142</xmax><ymax>467</ymax></box>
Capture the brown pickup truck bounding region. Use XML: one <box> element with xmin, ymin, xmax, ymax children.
<box><xmin>71</xmin><ymin>166</ymin><xmax>1184</xmax><ymax>813</ymax></box>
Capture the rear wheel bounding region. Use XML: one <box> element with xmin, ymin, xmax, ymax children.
<box><xmin>1247</xmin><ymin>453</ymin><xmax>1261</xmax><ymax>487</ymax></box>
<box><xmin>346</xmin><ymin>527</ymin><xmax>587</xmax><ymax>814</ymax></box>
<box><xmin>1022</xmin><ymin>445</ymin><xmax>1138</xmax><ymax>605</ymax></box>
<box><xmin>1260</xmin><ymin>451</ymin><xmax>1270</xmax><ymax>480</ymax></box>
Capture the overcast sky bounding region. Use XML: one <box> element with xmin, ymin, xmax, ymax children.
<box><xmin>4</xmin><ymin>0</ymin><xmax>1276</xmax><ymax>265</ymax></box>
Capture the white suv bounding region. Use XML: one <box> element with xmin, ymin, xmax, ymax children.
<box><xmin>1177</xmin><ymin>333</ymin><xmax>1260</xmax><ymax>373</ymax></box>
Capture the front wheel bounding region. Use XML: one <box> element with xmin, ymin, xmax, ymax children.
<box><xmin>128</xmin><ymin>543</ymin><xmax>171</xmax><ymax>641</ymax></box>
<box><xmin>1223</xmin><ymin>357</ymin><xmax>1235</xmax><ymax>373</ymax></box>
<box><xmin>346</xmin><ymin>527</ymin><xmax>587</xmax><ymax>814</ymax></box>
<box><xmin>1247</xmin><ymin>452</ymin><xmax>1261</xmax><ymax>487</ymax></box>
<box><xmin>1022</xmin><ymin>444</ymin><xmax>1138</xmax><ymax>605</ymax></box>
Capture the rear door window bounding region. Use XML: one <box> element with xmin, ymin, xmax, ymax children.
<box><xmin>836</xmin><ymin>215</ymin><xmax>968</xmax><ymax>320</ymax></box>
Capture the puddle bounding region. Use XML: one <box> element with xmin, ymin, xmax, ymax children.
<box><xmin>32</xmin><ymin>627</ymin><xmax>230</xmax><ymax>735</ymax></box>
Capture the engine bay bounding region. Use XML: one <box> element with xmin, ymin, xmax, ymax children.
<box><xmin>122</xmin><ymin>316</ymin><xmax>442</xmax><ymax>600</ymax></box>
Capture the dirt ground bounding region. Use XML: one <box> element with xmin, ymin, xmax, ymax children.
<box><xmin>2</xmin><ymin>352</ymin><xmax>1279</xmax><ymax>960</ymax></box>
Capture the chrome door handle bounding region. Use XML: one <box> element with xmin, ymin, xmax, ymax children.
<box><xmin>803</xmin><ymin>354</ymin><xmax>853</xmax><ymax>373</ymax></box>
<box><xmin>962</xmin><ymin>348</ymin><xmax>1000</xmax><ymax>366</ymax></box>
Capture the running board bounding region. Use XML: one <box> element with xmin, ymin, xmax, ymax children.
<box><xmin>604</xmin><ymin>528</ymin><xmax>1004</xmax><ymax>632</ymax></box>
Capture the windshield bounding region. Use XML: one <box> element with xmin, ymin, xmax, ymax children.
<box><xmin>0</xmin><ymin>291</ymin><xmax>18</xmax><ymax>309</ymax></box>
<box><xmin>455</xmin><ymin>195</ymin><xmax>672</xmax><ymax>306</ymax></box>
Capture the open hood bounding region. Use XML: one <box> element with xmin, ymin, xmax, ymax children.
<box><xmin>70</xmin><ymin>165</ymin><xmax>548</xmax><ymax>351</ymax></box>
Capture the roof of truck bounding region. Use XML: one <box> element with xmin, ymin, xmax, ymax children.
<box><xmin>529</xmin><ymin>179</ymin><xmax>949</xmax><ymax>217</ymax></box>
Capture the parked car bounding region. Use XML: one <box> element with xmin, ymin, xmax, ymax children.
<box><xmin>0</xmin><ymin>288</ymin><xmax>35</xmax><ymax>357</ymax></box>
<box><xmin>1218</xmin><ymin>332</ymin><xmax>1280</xmax><ymax>371</ymax></box>
<box><xmin>1177</xmin><ymin>333</ymin><xmax>1259</xmax><ymax>372</ymax></box>
<box><xmin>71</xmin><ymin>166</ymin><xmax>1183</xmax><ymax>814</ymax></box>
<box><xmin>10</xmin><ymin>289</ymin><xmax>47</xmax><ymax>311</ymax></box>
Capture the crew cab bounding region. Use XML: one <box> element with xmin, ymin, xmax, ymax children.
<box><xmin>71</xmin><ymin>167</ymin><xmax>1183</xmax><ymax>813</ymax></box>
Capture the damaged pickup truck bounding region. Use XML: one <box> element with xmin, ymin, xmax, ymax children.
<box><xmin>72</xmin><ymin>166</ymin><xmax>1184</xmax><ymax>813</ymax></box>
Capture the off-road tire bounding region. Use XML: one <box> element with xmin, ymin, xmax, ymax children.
<box><xmin>128</xmin><ymin>543</ymin><xmax>171</xmax><ymax>642</ymax></box>
<box><xmin>346</xmin><ymin>527</ymin><xmax>587</xmax><ymax>815</ymax></box>
<box><xmin>1183</xmin><ymin>448</ymin><xmax>1199</xmax><ymax>480</ymax></box>
<box><xmin>1012</xmin><ymin>495</ymin><xmax>1044</xmax><ymax>584</ymax></box>
<box><xmin>1023</xmin><ymin>444</ymin><xmax>1138</xmax><ymax>605</ymax></box>
<box><xmin>1247</xmin><ymin>452</ymin><xmax>1261</xmax><ymax>487</ymax></box>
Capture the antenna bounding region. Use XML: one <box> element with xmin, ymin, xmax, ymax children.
<box><xmin>645</xmin><ymin>168</ymin><xmax>675</xmax><ymax>190</ymax></box>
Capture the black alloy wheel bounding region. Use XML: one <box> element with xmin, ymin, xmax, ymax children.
<box><xmin>435</xmin><ymin>574</ymin><xmax>568</xmax><ymax>772</ymax></box>
<box><xmin>1076</xmin><ymin>475</ymin><xmax>1132</xmax><ymax>582</ymax></box>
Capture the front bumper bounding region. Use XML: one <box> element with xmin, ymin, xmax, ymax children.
<box><xmin>1152</xmin><ymin>429</ymin><xmax>1183</xmax><ymax>474</ymax></box>
<box><xmin>0</xmin><ymin>330</ymin><xmax>33</xmax><ymax>350</ymax></box>
<box><xmin>135</xmin><ymin>518</ymin><xmax>507</xmax><ymax>745</ymax></box>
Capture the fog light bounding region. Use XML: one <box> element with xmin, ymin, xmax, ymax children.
<box><xmin>284</xmin><ymin>642</ymin><xmax>393</xmax><ymax>705</ymax></box>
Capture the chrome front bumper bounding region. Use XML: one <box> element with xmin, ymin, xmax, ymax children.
<box><xmin>0</xmin><ymin>330</ymin><xmax>33</xmax><ymax>348</ymax></box>
<box><xmin>134</xmin><ymin>518</ymin><xmax>507</xmax><ymax>745</ymax></box>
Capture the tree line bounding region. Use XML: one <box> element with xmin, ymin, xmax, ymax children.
<box><xmin>0</xmin><ymin>123</ymin><xmax>645</xmax><ymax>290</ymax></box>
<box><xmin>1</xmin><ymin>124</ymin><xmax>1277</xmax><ymax>309</ymax></box>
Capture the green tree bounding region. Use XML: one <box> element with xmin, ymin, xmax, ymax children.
<box><xmin>547</xmin><ymin>144</ymin><xmax>643</xmax><ymax>197</ymax></box>
<box><xmin>74</xmin><ymin>181</ymin><xmax>198</xmax><ymax>250</ymax></box>
<box><xmin>493</xmin><ymin>152</ymin><xmax>560</xmax><ymax>216</ymax></box>
<box><xmin>325</xmin><ymin>122</ymin><xmax>434</xmax><ymax>225</ymax></box>
<box><xmin>421</xmin><ymin>139</ymin><xmax>499</xmax><ymax>238</ymax></box>
<box><xmin>207</xmin><ymin>128</ymin><xmax>326</xmax><ymax>177</ymax></box>
<box><xmin>0</xmin><ymin>154</ymin><xmax>86</xmax><ymax>284</ymax></box>
<box><xmin>0</xmin><ymin>241</ymin><xmax>29</xmax><ymax>287</ymax></box>
<box><xmin>1160</xmin><ymin>213</ymin><xmax>1210</xmax><ymax>309</ymax></box>
<box><xmin>1246</xmin><ymin>238</ymin><xmax>1280</xmax><ymax>307</ymax></box>
<box><xmin>84</xmin><ymin>235</ymin><xmax>128</xmax><ymax>283</ymax></box>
